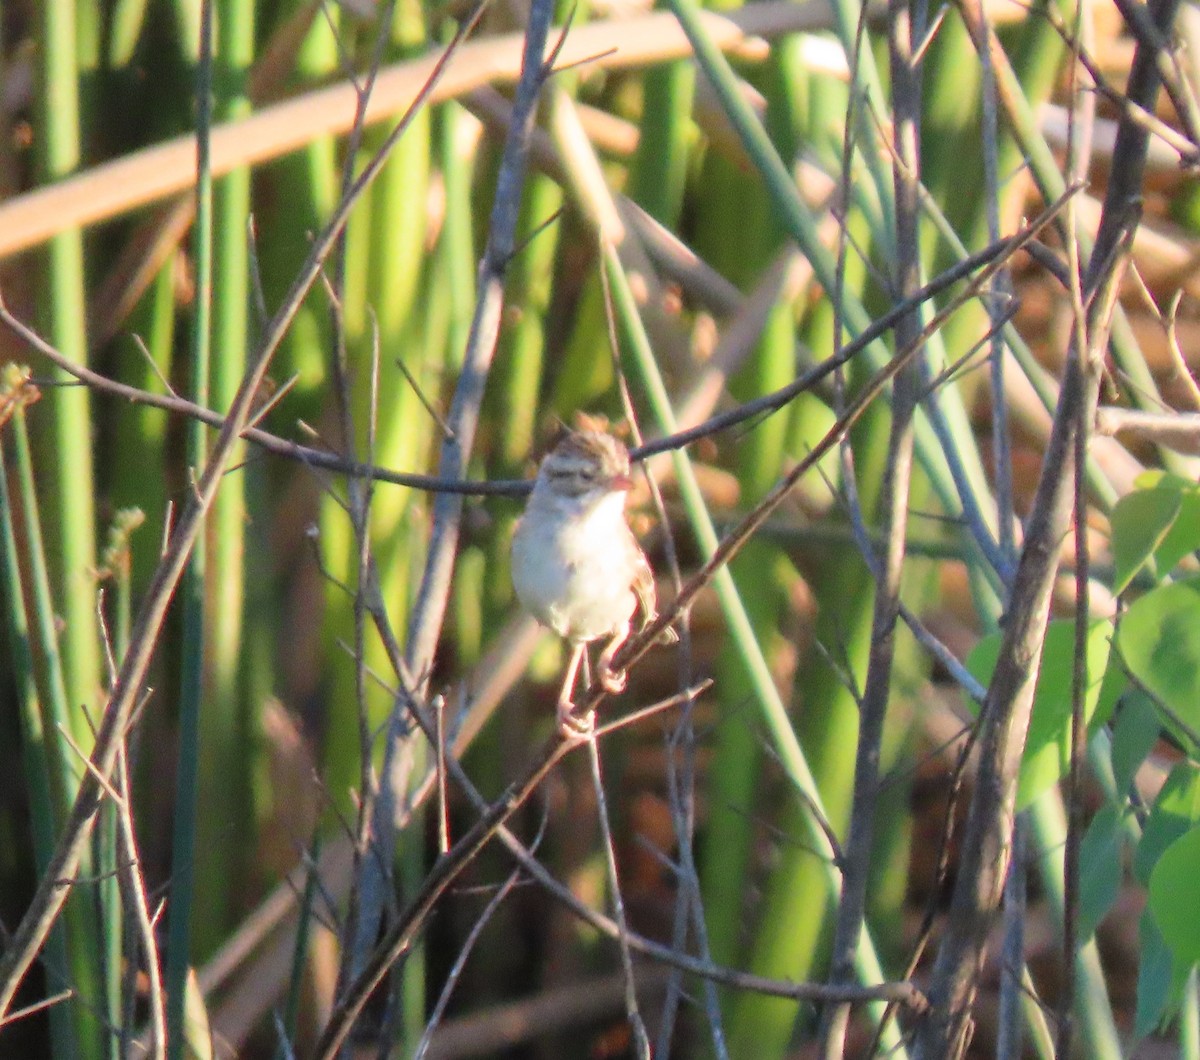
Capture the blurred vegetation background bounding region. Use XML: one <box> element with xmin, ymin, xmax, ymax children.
<box><xmin>1</xmin><ymin>0</ymin><xmax>1200</xmax><ymax>1055</ymax></box>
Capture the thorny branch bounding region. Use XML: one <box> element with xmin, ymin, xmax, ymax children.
<box><xmin>318</xmin><ymin>292</ymin><xmax>1019</xmax><ymax>1056</ymax></box>
<box><xmin>313</xmin><ymin>231</ymin><xmax>1073</xmax><ymax>1051</ymax></box>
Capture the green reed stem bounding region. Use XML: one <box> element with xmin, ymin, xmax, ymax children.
<box><xmin>0</xmin><ymin>372</ymin><xmax>75</xmax><ymax>1060</ymax></box>
<box><xmin>193</xmin><ymin>0</ymin><xmax>255</xmax><ymax>961</ymax></box>
<box><xmin>166</xmin><ymin>0</ymin><xmax>215</xmax><ymax>1051</ymax></box>
<box><xmin>39</xmin><ymin>0</ymin><xmax>101</xmax><ymax>764</ymax></box>
<box><xmin>10</xmin><ymin>381</ymin><xmax>107</xmax><ymax>1054</ymax></box>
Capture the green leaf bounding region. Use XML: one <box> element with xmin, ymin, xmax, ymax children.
<box><xmin>967</xmin><ymin>618</ymin><xmax>1114</xmax><ymax>811</ymax></box>
<box><xmin>1155</xmin><ymin>488</ymin><xmax>1200</xmax><ymax>577</ymax></box>
<box><xmin>1077</xmin><ymin>804</ymin><xmax>1124</xmax><ymax>943</ymax></box>
<box><xmin>1135</xmin><ymin>762</ymin><xmax>1200</xmax><ymax>885</ymax></box>
<box><xmin>1133</xmin><ymin>469</ymin><xmax>1195</xmax><ymax>492</ymax></box>
<box><xmin>1134</xmin><ymin>907</ymin><xmax>1188</xmax><ymax>1040</ymax></box>
<box><xmin>1117</xmin><ymin>578</ymin><xmax>1200</xmax><ymax>750</ymax></box>
<box><xmin>1111</xmin><ymin>487</ymin><xmax>1182</xmax><ymax>594</ymax></box>
<box><xmin>1149</xmin><ymin>823</ymin><xmax>1200</xmax><ymax>964</ymax></box>
<box><xmin>1092</xmin><ymin>655</ymin><xmax>1127</xmax><ymax>730</ymax></box>
<box><xmin>1109</xmin><ymin>690</ymin><xmax>1161</xmax><ymax>799</ymax></box>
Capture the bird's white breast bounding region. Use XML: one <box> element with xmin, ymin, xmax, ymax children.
<box><xmin>511</xmin><ymin>491</ymin><xmax>637</xmax><ymax>643</ymax></box>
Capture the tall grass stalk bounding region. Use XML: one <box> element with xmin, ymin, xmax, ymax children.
<box><xmin>434</xmin><ymin>97</ymin><xmax>476</xmax><ymax>371</ymax></box>
<box><xmin>629</xmin><ymin>30</ymin><xmax>694</xmax><ymax>227</ymax></box>
<box><xmin>261</xmin><ymin>4</ymin><xmax>339</xmax><ymax>412</ymax></box>
<box><xmin>113</xmin><ymin>260</ymin><xmax>177</xmax><ymax>590</ymax></box>
<box><xmin>166</xmin><ymin>0</ymin><xmax>215</xmax><ymax>1051</ymax></box>
<box><xmin>10</xmin><ymin>372</ymin><xmax>107</xmax><ymax>1054</ymax></box>
<box><xmin>194</xmin><ymin>0</ymin><xmax>256</xmax><ymax>961</ymax></box>
<box><xmin>36</xmin><ymin>5</ymin><xmax>106</xmax><ymax>1052</ymax></box>
<box><xmin>0</xmin><ymin>369</ymin><xmax>76</xmax><ymax>1060</ymax></box>
<box><xmin>39</xmin><ymin>0</ymin><xmax>102</xmax><ymax>768</ymax></box>
<box><xmin>107</xmin><ymin>0</ymin><xmax>152</xmax><ymax>68</ymax></box>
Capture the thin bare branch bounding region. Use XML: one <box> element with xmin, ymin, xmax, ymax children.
<box><xmin>587</xmin><ymin>736</ymin><xmax>651</xmax><ymax>1059</ymax></box>
<box><xmin>817</xmin><ymin>0</ymin><xmax>926</xmax><ymax>1051</ymax></box>
<box><xmin>910</xmin><ymin>0</ymin><xmax>1175</xmax><ymax>1047</ymax></box>
<box><xmin>1</xmin><ymin>204</ymin><xmax>1058</xmax><ymax>504</ymax></box>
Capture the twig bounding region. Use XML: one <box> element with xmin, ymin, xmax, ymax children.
<box><xmin>363</xmin><ymin>580</ymin><xmax>920</xmax><ymax>1015</ymax></box>
<box><xmin>1094</xmin><ymin>406</ymin><xmax>1200</xmax><ymax>453</ymax></box>
<box><xmin>1161</xmin><ymin>292</ymin><xmax>1200</xmax><ymax>412</ymax></box>
<box><xmin>587</xmin><ymin>736</ymin><xmax>651</xmax><ymax>1059</ymax></box>
<box><xmin>348</xmin><ymin>0</ymin><xmax>557</xmax><ymax>1035</ymax></box>
<box><xmin>995</xmin><ymin>815</ymin><xmax>1027</xmax><ymax>1060</ymax></box>
<box><xmin>866</xmin><ymin>712</ymin><xmax>980</xmax><ymax>1057</ymax></box>
<box><xmin>312</xmin><ymin>699</ymin><xmax>633</xmax><ymax>1058</ymax></box>
<box><xmin>632</xmin><ymin>217</ymin><xmax>1050</xmax><ymax>463</ymax></box>
<box><xmin>395</xmin><ymin>354</ymin><xmax>455</xmax><ymax>440</ymax></box>
<box><xmin>1111</xmin><ymin>0</ymin><xmax>1200</xmax><ymax>157</ymax></box>
<box><xmin>117</xmin><ymin>740</ymin><xmax>166</xmax><ymax>1060</ymax></box>
<box><xmin>816</xmin><ymin>0</ymin><xmax>926</xmax><ymax>1051</ymax></box>
<box><xmin>0</xmin><ymin>989</ymin><xmax>74</xmax><ymax>1028</ymax></box>
<box><xmin>435</xmin><ymin>695</ymin><xmax>450</xmax><ymax>855</ymax></box>
<box><xmin>1038</xmin><ymin>2</ymin><xmax>1200</xmax><ymax>167</ymax></box>
<box><xmin>131</xmin><ymin>333</ymin><xmax>178</xmax><ymax>398</ymax></box>
<box><xmin>412</xmin><ymin>867</ymin><xmax>523</xmax><ymax>1060</ymax></box>
<box><xmin>313</xmin><ymin>672</ymin><xmax>921</xmax><ymax>1060</ymax></box>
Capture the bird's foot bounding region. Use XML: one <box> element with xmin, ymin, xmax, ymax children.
<box><xmin>557</xmin><ymin>699</ymin><xmax>595</xmax><ymax>740</ymax></box>
<box><xmin>599</xmin><ymin>665</ymin><xmax>627</xmax><ymax>695</ymax></box>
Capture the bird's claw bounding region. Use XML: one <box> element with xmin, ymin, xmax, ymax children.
<box><xmin>557</xmin><ymin>700</ymin><xmax>595</xmax><ymax>740</ymax></box>
<box><xmin>600</xmin><ymin>665</ymin><xmax>627</xmax><ymax>695</ymax></box>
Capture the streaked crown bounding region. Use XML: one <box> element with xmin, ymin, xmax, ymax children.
<box><xmin>537</xmin><ymin>428</ymin><xmax>632</xmax><ymax>499</ymax></box>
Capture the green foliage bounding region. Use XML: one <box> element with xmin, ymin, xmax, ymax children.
<box><xmin>1135</xmin><ymin>762</ymin><xmax>1200</xmax><ymax>886</ymax></box>
<box><xmin>1109</xmin><ymin>690</ymin><xmax>1162</xmax><ymax>797</ymax></box>
<box><xmin>1119</xmin><ymin>580</ymin><xmax>1200</xmax><ymax>748</ymax></box>
<box><xmin>1111</xmin><ymin>486</ymin><xmax>1184</xmax><ymax>594</ymax></box>
<box><xmin>1149</xmin><ymin>824</ymin><xmax>1200</xmax><ymax>963</ymax></box>
<box><xmin>1101</xmin><ymin>475</ymin><xmax>1200</xmax><ymax>1040</ymax></box>
<box><xmin>1112</xmin><ymin>472</ymin><xmax>1200</xmax><ymax>593</ymax></box>
<box><xmin>1137</xmin><ymin>908</ymin><xmax>1187</xmax><ymax>1038</ymax></box>
<box><xmin>1077</xmin><ymin>805</ymin><xmax>1124</xmax><ymax>943</ymax></box>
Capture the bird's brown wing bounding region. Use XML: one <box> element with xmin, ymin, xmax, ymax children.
<box><xmin>631</xmin><ymin>545</ymin><xmax>679</xmax><ymax>644</ymax></box>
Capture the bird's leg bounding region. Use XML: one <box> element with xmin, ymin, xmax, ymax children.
<box><xmin>556</xmin><ymin>642</ymin><xmax>593</xmax><ymax>737</ymax></box>
<box><xmin>598</xmin><ymin>619</ymin><xmax>631</xmax><ymax>695</ymax></box>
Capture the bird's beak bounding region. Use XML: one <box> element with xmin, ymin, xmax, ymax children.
<box><xmin>610</xmin><ymin>472</ymin><xmax>634</xmax><ymax>491</ymax></box>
